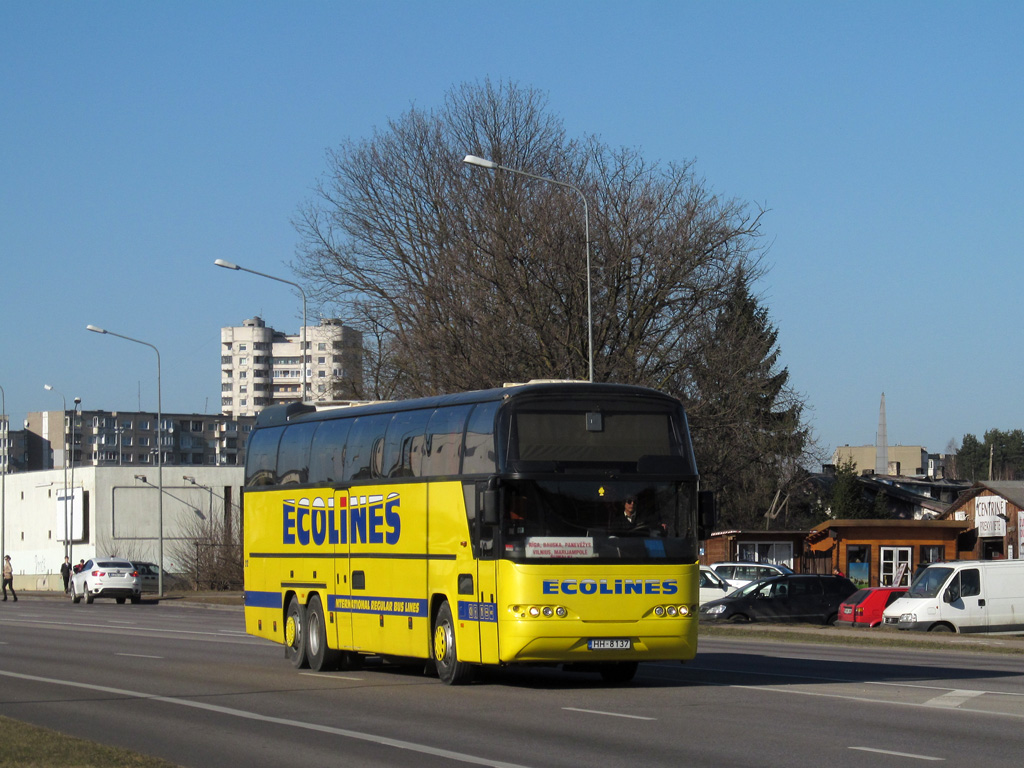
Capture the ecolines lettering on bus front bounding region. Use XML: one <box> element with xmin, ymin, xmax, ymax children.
<box><xmin>542</xmin><ymin>578</ymin><xmax>678</xmax><ymax>596</ymax></box>
<box><xmin>282</xmin><ymin>493</ymin><xmax>401</xmax><ymax>546</ymax></box>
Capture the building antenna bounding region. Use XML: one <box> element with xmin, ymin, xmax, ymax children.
<box><xmin>875</xmin><ymin>392</ymin><xmax>888</xmax><ymax>476</ymax></box>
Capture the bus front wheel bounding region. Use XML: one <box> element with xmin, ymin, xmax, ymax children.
<box><xmin>306</xmin><ymin>594</ymin><xmax>340</xmax><ymax>672</ymax></box>
<box><xmin>432</xmin><ymin>601</ymin><xmax>473</xmax><ymax>685</ymax></box>
<box><xmin>285</xmin><ymin>596</ymin><xmax>309</xmax><ymax>669</ymax></box>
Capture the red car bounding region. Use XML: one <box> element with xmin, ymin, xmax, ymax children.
<box><xmin>836</xmin><ymin>586</ymin><xmax>908</xmax><ymax>628</ymax></box>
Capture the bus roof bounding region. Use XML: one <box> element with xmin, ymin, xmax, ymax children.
<box><xmin>253</xmin><ymin>381</ymin><xmax>682</xmax><ymax>429</ymax></box>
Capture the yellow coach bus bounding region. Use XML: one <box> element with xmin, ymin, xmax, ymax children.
<box><xmin>242</xmin><ymin>381</ymin><xmax>714</xmax><ymax>684</ymax></box>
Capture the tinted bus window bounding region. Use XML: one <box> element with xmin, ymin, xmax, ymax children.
<box><xmin>308</xmin><ymin>417</ymin><xmax>352</xmax><ymax>485</ymax></box>
<box><xmin>422</xmin><ymin>405</ymin><xmax>472</xmax><ymax>477</ymax></box>
<box><xmin>345</xmin><ymin>414</ymin><xmax>394</xmax><ymax>481</ymax></box>
<box><xmin>245</xmin><ymin>426</ymin><xmax>284</xmax><ymax>486</ymax></box>
<box><xmin>383</xmin><ymin>409</ymin><xmax>430</xmax><ymax>478</ymax></box>
<box><xmin>276</xmin><ymin>422</ymin><xmax>319</xmax><ymax>485</ymax></box>
<box><xmin>515</xmin><ymin>411</ymin><xmax>674</xmax><ymax>462</ymax></box>
<box><xmin>462</xmin><ymin>401</ymin><xmax>499</xmax><ymax>474</ymax></box>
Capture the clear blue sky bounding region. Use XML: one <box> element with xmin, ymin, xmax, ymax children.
<box><xmin>2</xmin><ymin>2</ymin><xmax>1021</xmax><ymax>461</ymax></box>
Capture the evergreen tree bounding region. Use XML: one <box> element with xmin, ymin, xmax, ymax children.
<box><xmin>829</xmin><ymin>458</ymin><xmax>869</xmax><ymax>519</ymax></box>
<box><xmin>685</xmin><ymin>269</ymin><xmax>810</xmax><ymax>529</ymax></box>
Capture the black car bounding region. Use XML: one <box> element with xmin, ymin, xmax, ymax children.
<box><xmin>699</xmin><ymin>574</ymin><xmax>857</xmax><ymax>625</ymax></box>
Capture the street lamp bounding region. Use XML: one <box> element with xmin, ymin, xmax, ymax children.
<box><xmin>214</xmin><ymin>259</ymin><xmax>309</xmax><ymax>402</ymax></box>
<box><xmin>87</xmin><ymin>324</ymin><xmax>164</xmax><ymax>596</ymax></box>
<box><xmin>463</xmin><ymin>154</ymin><xmax>594</xmax><ymax>382</ymax></box>
<box><xmin>0</xmin><ymin>384</ymin><xmax>6</xmax><ymax>565</ymax></box>
<box><xmin>69</xmin><ymin>396</ymin><xmax>80</xmax><ymax>567</ymax></box>
<box><xmin>43</xmin><ymin>384</ymin><xmax>71</xmax><ymax>561</ymax></box>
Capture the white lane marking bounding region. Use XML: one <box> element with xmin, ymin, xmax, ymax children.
<box><xmin>0</xmin><ymin>669</ymin><xmax>536</xmax><ymax>768</ymax></box>
<box><xmin>300</xmin><ymin>672</ymin><xmax>363</xmax><ymax>681</ymax></box>
<box><xmin>925</xmin><ymin>689</ymin><xmax>986</xmax><ymax>708</ymax></box>
<box><xmin>563</xmin><ymin>707</ymin><xmax>655</xmax><ymax>721</ymax></box>
<box><xmin>850</xmin><ymin>746</ymin><xmax>944</xmax><ymax>761</ymax></box>
<box><xmin>0</xmin><ymin>616</ymin><xmax>260</xmax><ymax>642</ymax></box>
<box><xmin>116</xmin><ymin>653</ymin><xmax>164</xmax><ymax>659</ymax></box>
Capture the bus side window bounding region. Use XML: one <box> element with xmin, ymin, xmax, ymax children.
<box><xmin>276</xmin><ymin>422</ymin><xmax>318</xmax><ymax>485</ymax></box>
<box><xmin>383</xmin><ymin>409</ymin><xmax>431</xmax><ymax>478</ymax></box>
<box><xmin>245</xmin><ymin>426</ymin><xmax>285</xmax><ymax>487</ymax></box>
<box><xmin>462</xmin><ymin>401</ymin><xmax>499</xmax><ymax>475</ymax></box>
<box><xmin>423</xmin><ymin>405</ymin><xmax>472</xmax><ymax>477</ymax></box>
<box><xmin>346</xmin><ymin>414</ymin><xmax>394</xmax><ymax>481</ymax></box>
<box><xmin>308</xmin><ymin>418</ymin><xmax>352</xmax><ymax>485</ymax></box>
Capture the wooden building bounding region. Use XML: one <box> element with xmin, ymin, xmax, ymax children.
<box><xmin>941</xmin><ymin>481</ymin><xmax>1024</xmax><ymax>561</ymax></box>
<box><xmin>805</xmin><ymin>519</ymin><xmax>970</xmax><ymax>588</ymax></box>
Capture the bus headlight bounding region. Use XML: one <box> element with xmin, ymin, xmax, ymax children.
<box><xmin>654</xmin><ymin>606</ymin><xmax>666</xmax><ymax>617</ymax></box>
<box><xmin>555</xmin><ymin>606</ymin><xmax>568</xmax><ymax>618</ymax></box>
<box><xmin>529</xmin><ymin>606</ymin><xmax>541</xmax><ymax>617</ymax></box>
<box><xmin>666</xmin><ymin>605</ymin><xmax>678</xmax><ymax>617</ymax></box>
<box><xmin>542</xmin><ymin>606</ymin><xmax>554</xmax><ymax>617</ymax></box>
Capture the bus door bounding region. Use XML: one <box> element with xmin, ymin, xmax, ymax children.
<box><xmin>332</xmin><ymin>490</ymin><xmax>353</xmax><ymax>651</ymax></box>
<box><xmin>470</xmin><ymin>481</ymin><xmax>499</xmax><ymax>664</ymax></box>
<box><xmin>347</xmin><ymin>485</ymin><xmax>429</xmax><ymax>657</ymax></box>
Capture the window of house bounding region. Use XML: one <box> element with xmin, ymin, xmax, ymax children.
<box><xmin>880</xmin><ymin>546</ymin><xmax>912</xmax><ymax>587</ymax></box>
<box><xmin>846</xmin><ymin>544</ymin><xmax>870</xmax><ymax>588</ymax></box>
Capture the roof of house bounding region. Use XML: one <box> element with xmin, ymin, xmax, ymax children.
<box><xmin>942</xmin><ymin>481</ymin><xmax>1024</xmax><ymax>517</ymax></box>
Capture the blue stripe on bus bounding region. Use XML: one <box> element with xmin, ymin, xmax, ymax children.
<box><xmin>245</xmin><ymin>591</ymin><xmax>283</xmax><ymax>609</ymax></box>
<box><xmin>328</xmin><ymin>594</ymin><xmax>428</xmax><ymax>617</ymax></box>
<box><xmin>458</xmin><ymin>601</ymin><xmax>498</xmax><ymax>623</ymax></box>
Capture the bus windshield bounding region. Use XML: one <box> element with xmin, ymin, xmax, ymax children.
<box><xmin>497</xmin><ymin>478</ymin><xmax>697</xmax><ymax>564</ymax></box>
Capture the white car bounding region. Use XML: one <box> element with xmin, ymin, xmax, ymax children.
<box><xmin>70</xmin><ymin>557</ymin><xmax>142</xmax><ymax>604</ymax></box>
<box><xmin>699</xmin><ymin>565</ymin><xmax>732</xmax><ymax>605</ymax></box>
<box><xmin>710</xmin><ymin>561</ymin><xmax>793</xmax><ymax>589</ymax></box>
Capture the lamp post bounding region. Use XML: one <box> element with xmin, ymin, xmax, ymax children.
<box><xmin>214</xmin><ymin>259</ymin><xmax>308</xmax><ymax>402</ymax></box>
<box><xmin>43</xmin><ymin>384</ymin><xmax>71</xmax><ymax>561</ymax></box>
<box><xmin>68</xmin><ymin>396</ymin><xmax>80</xmax><ymax>567</ymax></box>
<box><xmin>463</xmin><ymin>154</ymin><xmax>594</xmax><ymax>383</ymax></box>
<box><xmin>1</xmin><ymin>384</ymin><xmax>6</xmax><ymax>564</ymax></box>
<box><xmin>87</xmin><ymin>325</ymin><xmax>164</xmax><ymax>596</ymax></box>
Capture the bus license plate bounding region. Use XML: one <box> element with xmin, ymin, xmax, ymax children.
<box><xmin>588</xmin><ymin>639</ymin><xmax>632</xmax><ymax>650</ymax></box>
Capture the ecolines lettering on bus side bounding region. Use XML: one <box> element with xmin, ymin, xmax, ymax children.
<box><xmin>282</xmin><ymin>493</ymin><xmax>402</xmax><ymax>546</ymax></box>
<box><xmin>541</xmin><ymin>578</ymin><xmax>678</xmax><ymax>596</ymax></box>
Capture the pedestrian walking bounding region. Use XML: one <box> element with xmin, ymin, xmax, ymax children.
<box><xmin>2</xmin><ymin>555</ymin><xmax>16</xmax><ymax>602</ymax></box>
<box><xmin>60</xmin><ymin>556</ymin><xmax>72</xmax><ymax>593</ymax></box>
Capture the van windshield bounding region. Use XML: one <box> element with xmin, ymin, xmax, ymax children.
<box><xmin>908</xmin><ymin>566</ymin><xmax>953</xmax><ymax>598</ymax></box>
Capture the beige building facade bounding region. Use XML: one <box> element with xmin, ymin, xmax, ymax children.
<box><xmin>220</xmin><ymin>316</ymin><xmax>362</xmax><ymax>417</ymax></box>
<box><xmin>832</xmin><ymin>445</ymin><xmax>929</xmax><ymax>477</ymax></box>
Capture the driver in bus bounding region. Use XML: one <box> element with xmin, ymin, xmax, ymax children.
<box><xmin>615</xmin><ymin>496</ymin><xmax>666</xmax><ymax>536</ymax></box>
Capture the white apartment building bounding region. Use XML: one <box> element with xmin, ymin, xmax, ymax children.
<box><xmin>220</xmin><ymin>316</ymin><xmax>363</xmax><ymax>417</ymax></box>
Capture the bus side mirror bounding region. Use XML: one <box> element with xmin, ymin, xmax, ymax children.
<box><xmin>482</xmin><ymin>489</ymin><xmax>499</xmax><ymax>526</ymax></box>
<box><xmin>698</xmin><ymin>490</ymin><xmax>716</xmax><ymax>541</ymax></box>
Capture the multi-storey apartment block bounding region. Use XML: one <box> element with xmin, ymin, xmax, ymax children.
<box><xmin>220</xmin><ymin>316</ymin><xmax>363</xmax><ymax>418</ymax></box>
<box><xmin>23</xmin><ymin>410</ymin><xmax>255</xmax><ymax>470</ymax></box>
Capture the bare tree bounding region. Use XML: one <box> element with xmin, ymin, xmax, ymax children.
<box><xmin>294</xmin><ymin>79</ymin><xmax>814</xmax><ymax>521</ymax></box>
<box><xmin>167</xmin><ymin>506</ymin><xmax>242</xmax><ymax>591</ymax></box>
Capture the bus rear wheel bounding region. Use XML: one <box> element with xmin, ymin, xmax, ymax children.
<box><xmin>306</xmin><ymin>594</ymin><xmax>340</xmax><ymax>672</ymax></box>
<box><xmin>285</xmin><ymin>596</ymin><xmax>309</xmax><ymax>669</ymax></box>
<box><xmin>432</xmin><ymin>601</ymin><xmax>473</xmax><ymax>685</ymax></box>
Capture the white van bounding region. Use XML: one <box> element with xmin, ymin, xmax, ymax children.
<box><xmin>882</xmin><ymin>560</ymin><xmax>1024</xmax><ymax>634</ymax></box>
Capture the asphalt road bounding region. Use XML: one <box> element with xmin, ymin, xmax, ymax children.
<box><xmin>2</xmin><ymin>597</ymin><xmax>1024</xmax><ymax>767</ymax></box>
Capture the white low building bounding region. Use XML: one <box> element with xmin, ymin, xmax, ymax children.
<box><xmin>1</xmin><ymin>465</ymin><xmax>244</xmax><ymax>591</ymax></box>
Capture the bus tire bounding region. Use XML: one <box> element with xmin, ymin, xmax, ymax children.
<box><xmin>285</xmin><ymin>596</ymin><xmax>309</xmax><ymax>669</ymax></box>
<box><xmin>432</xmin><ymin>601</ymin><xmax>473</xmax><ymax>685</ymax></box>
<box><xmin>306</xmin><ymin>594</ymin><xmax>340</xmax><ymax>672</ymax></box>
<box><xmin>599</xmin><ymin>662</ymin><xmax>638</xmax><ymax>684</ymax></box>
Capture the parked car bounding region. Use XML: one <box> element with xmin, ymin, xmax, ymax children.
<box><xmin>699</xmin><ymin>565</ymin><xmax>732</xmax><ymax>605</ymax></box>
<box><xmin>70</xmin><ymin>557</ymin><xmax>142</xmax><ymax>604</ymax></box>
<box><xmin>699</xmin><ymin>574</ymin><xmax>857</xmax><ymax>625</ymax></box>
<box><xmin>710</xmin><ymin>561</ymin><xmax>793</xmax><ymax>589</ymax></box>
<box><xmin>131</xmin><ymin>561</ymin><xmax>163</xmax><ymax>593</ymax></box>
<box><xmin>836</xmin><ymin>586</ymin><xmax>908</xmax><ymax>628</ymax></box>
